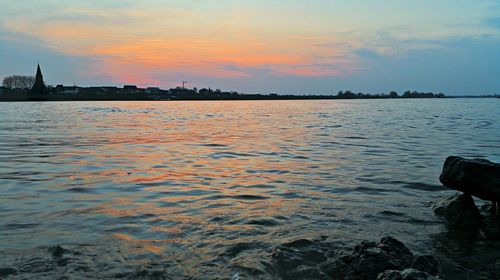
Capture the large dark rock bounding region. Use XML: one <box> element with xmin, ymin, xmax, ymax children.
<box><xmin>439</xmin><ymin>156</ymin><xmax>500</xmax><ymax>201</ymax></box>
<box><xmin>432</xmin><ymin>193</ymin><xmax>481</xmax><ymax>227</ymax></box>
<box><xmin>272</xmin><ymin>237</ymin><xmax>442</xmax><ymax>280</ymax></box>
<box><xmin>332</xmin><ymin>236</ymin><xmax>414</xmax><ymax>280</ymax></box>
<box><xmin>376</xmin><ymin>268</ymin><xmax>441</xmax><ymax>280</ymax></box>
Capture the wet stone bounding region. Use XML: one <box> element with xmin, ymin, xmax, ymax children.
<box><xmin>331</xmin><ymin>236</ymin><xmax>414</xmax><ymax>280</ymax></box>
<box><xmin>432</xmin><ymin>193</ymin><xmax>481</xmax><ymax>227</ymax></box>
<box><xmin>48</xmin><ymin>245</ymin><xmax>66</xmax><ymax>258</ymax></box>
<box><xmin>271</xmin><ymin>236</ymin><xmax>442</xmax><ymax>280</ymax></box>
<box><xmin>439</xmin><ymin>156</ymin><xmax>500</xmax><ymax>201</ymax></box>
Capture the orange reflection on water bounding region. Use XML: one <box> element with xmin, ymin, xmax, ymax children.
<box><xmin>50</xmin><ymin>101</ymin><xmax>345</xmax><ymax>258</ymax></box>
<box><xmin>112</xmin><ymin>233</ymin><xmax>163</xmax><ymax>254</ymax></box>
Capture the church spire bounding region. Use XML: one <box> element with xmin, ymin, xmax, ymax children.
<box><xmin>36</xmin><ymin>64</ymin><xmax>43</xmax><ymax>80</ymax></box>
<box><xmin>31</xmin><ymin>63</ymin><xmax>47</xmax><ymax>94</ymax></box>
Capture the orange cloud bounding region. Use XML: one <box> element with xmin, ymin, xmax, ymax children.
<box><xmin>4</xmin><ymin>11</ymin><xmax>357</xmax><ymax>85</ymax></box>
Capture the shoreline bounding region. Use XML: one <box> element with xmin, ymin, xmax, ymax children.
<box><xmin>0</xmin><ymin>96</ymin><xmax>496</xmax><ymax>102</ymax></box>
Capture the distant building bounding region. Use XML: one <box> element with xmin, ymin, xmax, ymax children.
<box><xmin>123</xmin><ymin>85</ymin><xmax>138</xmax><ymax>92</ymax></box>
<box><xmin>30</xmin><ymin>64</ymin><xmax>47</xmax><ymax>94</ymax></box>
<box><xmin>86</xmin><ymin>87</ymin><xmax>105</xmax><ymax>94</ymax></box>
<box><xmin>88</xmin><ymin>86</ymin><xmax>120</xmax><ymax>94</ymax></box>
<box><xmin>145</xmin><ymin>87</ymin><xmax>160</xmax><ymax>94</ymax></box>
<box><xmin>55</xmin><ymin>85</ymin><xmax>79</xmax><ymax>95</ymax></box>
<box><xmin>64</xmin><ymin>86</ymin><xmax>79</xmax><ymax>95</ymax></box>
<box><xmin>101</xmin><ymin>86</ymin><xmax>119</xmax><ymax>93</ymax></box>
<box><xmin>0</xmin><ymin>86</ymin><xmax>4</xmax><ymax>94</ymax></box>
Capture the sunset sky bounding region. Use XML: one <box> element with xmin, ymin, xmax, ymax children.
<box><xmin>1</xmin><ymin>0</ymin><xmax>500</xmax><ymax>95</ymax></box>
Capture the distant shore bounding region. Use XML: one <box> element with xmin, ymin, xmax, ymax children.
<box><xmin>0</xmin><ymin>86</ymin><xmax>498</xmax><ymax>102</ymax></box>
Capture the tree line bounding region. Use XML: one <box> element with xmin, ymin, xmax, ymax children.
<box><xmin>2</xmin><ymin>75</ymin><xmax>36</xmax><ymax>89</ymax></box>
<box><xmin>336</xmin><ymin>90</ymin><xmax>445</xmax><ymax>99</ymax></box>
<box><xmin>1</xmin><ymin>74</ymin><xmax>449</xmax><ymax>100</ymax></box>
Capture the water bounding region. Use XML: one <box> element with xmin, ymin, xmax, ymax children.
<box><xmin>0</xmin><ymin>99</ymin><xmax>499</xmax><ymax>279</ymax></box>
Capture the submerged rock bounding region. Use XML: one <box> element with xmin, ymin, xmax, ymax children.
<box><xmin>376</xmin><ymin>268</ymin><xmax>441</xmax><ymax>280</ymax></box>
<box><xmin>331</xmin><ymin>236</ymin><xmax>414</xmax><ymax>280</ymax></box>
<box><xmin>439</xmin><ymin>156</ymin><xmax>500</xmax><ymax>201</ymax></box>
<box><xmin>432</xmin><ymin>193</ymin><xmax>481</xmax><ymax>227</ymax></box>
<box><xmin>48</xmin><ymin>245</ymin><xmax>66</xmax><ymax>258</ymax></box>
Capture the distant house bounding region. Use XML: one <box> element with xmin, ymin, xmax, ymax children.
<box><xmin>65</xmin><ymin>86</ymin><xmax>79</xmax><ymax>94</ymax></box>
<box><xmin>145</xmin><ymin>87</ymin><xmax>160</xmax><ymax>94</ymax></box>
<box><xmin>93</xmin><ymin>86</ymin><xmax>119</xmax><ymax>94</ymax></box>
<box><xmin>102</xmin><ymin>86</ymin><xmax>118</xmax><ymax>92</ymax></box>
<box><xmin>87</xmin><ymin>87</ymin><xmax>105</xmax><ymax>93</ymax></box>
<box><xmin>123</xmin><ymin>85</ymin><xmax>138</xmax><ymax>92</ymax></box>
<box><xmin>55</xmin><ymin>85</ymin><xmax>79</xmax><ymax>95</ymax></box>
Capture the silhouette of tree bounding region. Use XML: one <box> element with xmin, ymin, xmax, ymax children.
<box><xmin>2</xmin><ymin>75</ymin><xmax>36</xmax><ymax>89</ymax></box>
<box><xmin>344</xmin><ymin>90</ymin><xmax>355</xmax><ymax>98</ymax></box>
<box><xmin>389</xmin><ymin>91</ymin><xmax>398</xmax><ymax>98</ymax></box>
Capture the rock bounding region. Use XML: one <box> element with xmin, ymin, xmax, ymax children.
<box><xmin>432</xmin><ymin>193</ymin><xmax>481</xmax><ymax>227</ymax></box>
<box><xmin>0</xmin><ymin>267</ymin><xmax>17</xmax><ymax>277</ymax></box>
<box><xmin>377</xmin><ymin>268</ymin><xmax>441</xmax><ymax>280</ymax></box>
<box><xmin>439</xmin><ymin>156</ymin><xmax>500</xmax><ymax>201</ymax></box>
<box><xmin>411</xmin><ymin>255</ymin><xmax>439</xmax><ymax>276</ymax></box>
<box><xmin>48</xmin><ymin>245</ymin><xmax>65</xmax><ymax>258</ymax></box>
<box><xmin>479</xmin><ymin>203</ymin><xmax>500</xmax><ymax>240</ymax></box>
<box><xmin>332</xmin><ymin>236</ymin><xmax>414</xmax><ymax>280</ymax></box>
<box><xmin>272</xmin><ymin>237</ymin><xmax>442</xmax><ymax>280</ymax></box>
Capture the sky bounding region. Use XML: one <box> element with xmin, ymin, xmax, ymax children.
<box><xmin>1</xmin><ymin>0</ymin><xmax>500</xmax><ymax>95</ymax></box>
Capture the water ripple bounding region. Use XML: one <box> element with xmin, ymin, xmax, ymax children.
<box><xmin>0</xmin><ymin>99</ymin><xmax>499</xmax><ymax>279</ymax></box>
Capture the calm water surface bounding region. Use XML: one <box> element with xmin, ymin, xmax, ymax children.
<box><xmin>1</xmin><ymin>99</ymin><xmax>499</xmax><ymax>279</ymax></box>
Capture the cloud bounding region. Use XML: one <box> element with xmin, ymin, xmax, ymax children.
<box><xmin>0</xmin><ymin>26</ymin><xmax>111</xmax><ymax>86</ymax></box>
<box><xmin>1</xmin><ymin>1</ymin><xmax>500</xmax><ymax>94</ymax></box>
<box><xmin>2</xmin><ymin>11</ymin><xmax>356</xmax><ymax>82</ymax></box>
